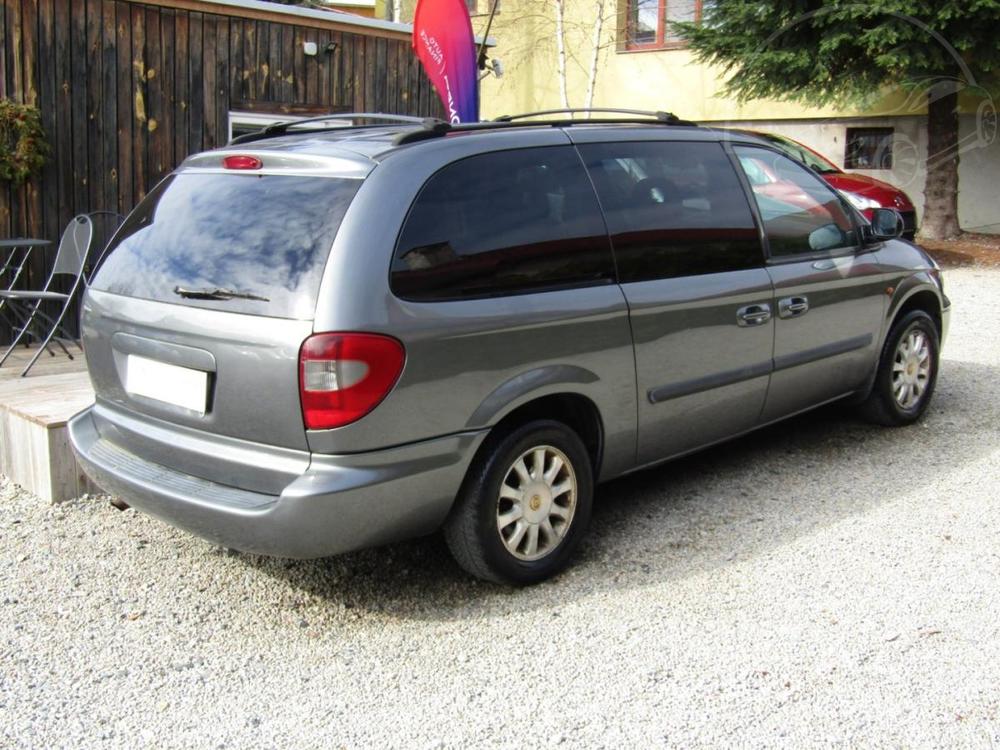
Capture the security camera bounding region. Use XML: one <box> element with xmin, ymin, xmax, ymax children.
<box><xmin>491</xmin><ymin>58</ymin><xmax>504</xmax><ymax>79</ymax></box>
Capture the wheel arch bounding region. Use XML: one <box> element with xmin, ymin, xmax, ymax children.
<box><xmin>889</xmin><ymin>285</ymin><xmax>943</xmax><ymax>336</ymax></box>
<box><xmin>856</xmin><ymin>281</ymin><xmax>943</xmax><ymax>403</ymax></box>
<box><xmin>472</xmin><ymin>387</ymin><xmax>606</xmax><ymax>481</ymax></box>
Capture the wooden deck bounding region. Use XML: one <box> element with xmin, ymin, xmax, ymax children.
<box><xmin>0</xmin><ymin>344</ymin><xmax>97</xmax><ymax>502</ymax></box>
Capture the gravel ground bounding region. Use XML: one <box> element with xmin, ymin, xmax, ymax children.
<box><xmin>2</xmin><ymin>268</ymin><xmax>999</xmax><ymax>748</ymax></box>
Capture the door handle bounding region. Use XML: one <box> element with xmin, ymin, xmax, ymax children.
<box><xmin>736</xmin><ymin>303</ymin><xmax>772</xmax><ymax>327</ymax></box>
<box><xmin>778</xmin><ymin>296</ymin><xmax>810</xmax><ymax>318</ymax></box>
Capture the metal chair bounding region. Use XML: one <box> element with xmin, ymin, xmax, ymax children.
<box><xmin>0</xmin><ymin>214</ymin><xmax>94</xmax><ymax>376</ymax></box>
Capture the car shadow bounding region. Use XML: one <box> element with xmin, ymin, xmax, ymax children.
<box><xmin>243</xmin><ymin>357</ymin><xmax>997</xmax><ymax>621</ymax></box>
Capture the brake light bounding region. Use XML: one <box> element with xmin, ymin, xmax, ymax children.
<box><xmin>222</xmin><ymin>155</ymin><xmax>262</xmax><ymax>170</ymax></box>
<box><xmin>299</xmin><ymin>333</ymin><xmax>405</xmax><ymax>430</ymax></box>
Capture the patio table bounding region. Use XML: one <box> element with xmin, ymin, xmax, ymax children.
<box><xmin>1</xmin><ymin>238</ymin><xmax>53</xmax><ymax>336</ymax></box>
<box><xmin>1</xmin><ymin>238</ymin><xmax>52</xmax><ymax>291</ymax></box>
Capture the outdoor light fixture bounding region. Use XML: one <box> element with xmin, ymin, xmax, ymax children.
<box><xmin>304</xmin><ymin>41</ymin><xmax>336</xmax><ymax>57</ymax></box>
<box><xmin>478</xmin><ymin>57</ymin><xmax>504</xmax><ymax>81</ymax></box>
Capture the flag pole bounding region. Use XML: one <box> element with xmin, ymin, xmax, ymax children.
<box><xmin>477</xmin><ymin>0</ymin><xmax>500</xmax><ymax>70</ymax></box>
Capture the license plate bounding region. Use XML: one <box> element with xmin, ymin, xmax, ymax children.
<box><xmin>125</xmin><ymin>354</ymin><xmax>208</xmax><ymax>415</ymax></box>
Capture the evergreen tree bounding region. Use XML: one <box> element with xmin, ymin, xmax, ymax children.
<box><xmin>675</xmin><ymin>1</ymin><xmax>1000</xmax><ymax>239</ymax></box>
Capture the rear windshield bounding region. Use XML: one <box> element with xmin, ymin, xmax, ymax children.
<box><xmin>92</xmin><ymin>173</ymin><xmax>361</xmax><ymax>319</ymax></box>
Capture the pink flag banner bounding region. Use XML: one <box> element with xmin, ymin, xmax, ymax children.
<box><xmin>412</xmin><ymin>0</ymin><xmax>480</xmax><ymax>123</ymax></box>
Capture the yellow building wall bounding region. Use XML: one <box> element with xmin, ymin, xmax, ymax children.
<box><xmin>478</xmin><ymin>1</ymin><xmax>929</xmax><ymax>122</ymax></box>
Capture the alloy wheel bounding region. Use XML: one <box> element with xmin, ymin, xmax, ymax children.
<box><xmin>496</xmin><ymin>445</ymin><xmax>577</xmax><ymax>561</ymax></box>
<box><xmin>892</xmin><ymin>328</ymin><xmax>932</xmax><ymax>409</ymax></box>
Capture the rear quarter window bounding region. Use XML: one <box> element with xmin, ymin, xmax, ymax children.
<box><xmin>391</xmin><ymin>146</ymin><xmax>615</xmax><ymax>301</ymax></box>
<box><xmin>93</xmin><ymin>173</ymin><xmax>361</xmax><ymax>319</ymax></box>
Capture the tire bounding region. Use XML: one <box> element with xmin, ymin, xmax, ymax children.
<box><xmin>859</xmin><ymin>310</ymin><xmax>940</xmax><ymax>426</ymax></box>
<box><xmin>443</xmin><ymin>419</ymin><xmax>593</xmax><ymax>585</ymax></box>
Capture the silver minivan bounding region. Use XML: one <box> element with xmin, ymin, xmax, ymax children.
<box><xmin>70</xmin><ymin>111</ymin><xmax>949</xmax><ymax>585</ymax></box>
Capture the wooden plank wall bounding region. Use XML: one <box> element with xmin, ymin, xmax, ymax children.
<box><xmin>0</xmin><ymin>0</ymin><xmax>442</xmax><ymax>342</ymax></box>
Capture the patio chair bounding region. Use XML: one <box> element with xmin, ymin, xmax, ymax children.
<box><xmin>81</xmin><ymin>211</ymin><xmax>126</xmax><ymax>288</ymax></box>
<box><xmin>0</xmin><ymin>214</ymin><xmax>94</xmax><ymax>376</ymax></box>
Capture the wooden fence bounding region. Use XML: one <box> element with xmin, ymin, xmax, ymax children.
<box><xmin>0</xmin><ymin>0</ymin><xmax>442</xmax><ymax>341</ymax></box>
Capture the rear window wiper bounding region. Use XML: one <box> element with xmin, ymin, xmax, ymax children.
<box><xmin>173</xmin><ymin>286</ymin><xmax>270</xmax><ymax>302</ymax></box>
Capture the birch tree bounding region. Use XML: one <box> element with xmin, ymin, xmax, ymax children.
<box><xmin>584</xmin><ymin>1</ymin><xmax>606</xmax><ymax>109</ymax></box>
<box><xmin>491</xmin><ymin>0</ymin><xmax>617</xmax><ymax>111</ymax></box>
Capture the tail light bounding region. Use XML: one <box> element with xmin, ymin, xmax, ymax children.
<box><xmin>222</xmin><ymin>155</ymin><xmax>263</xmax><ymax>170</ymax></box>
<box><xmin>299</xmin><ymin>333</ymin><xmax>405</xmax><ymax>430</ymax></box>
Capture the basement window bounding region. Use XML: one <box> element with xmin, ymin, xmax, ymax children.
<box><xmin>845</xmin><ymin>127</ymin><xmax>894</xmax><ymax>170</ymax></box>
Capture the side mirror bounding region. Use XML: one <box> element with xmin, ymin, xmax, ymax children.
<box><xmin>869</xmin><ymin>207</ymin><xmax>904</xmax><ymax>240</ymax></box>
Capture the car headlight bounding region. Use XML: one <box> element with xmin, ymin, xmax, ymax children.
<box><xmin>841</xmin><ymin>190</ymin><xmax>882</xmax><ymax>211</ymax></box>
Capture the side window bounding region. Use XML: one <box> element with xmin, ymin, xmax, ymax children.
<box><xmin>391</xmin><ymin>147</ymin><xmax>614</xmax><ymax>301</ymax></box>
<box><xmin>577</xmin><ymin>140</ymin><xmax>763</xmax><ymax>282</ymax></box>
<box><xmin>734</xmin><ymin>146</ymin><xmax>858</xmax><ymax>257</ymax></box>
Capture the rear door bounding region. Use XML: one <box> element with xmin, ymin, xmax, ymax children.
<box><xmin>576</xmin><ymin>139</ymin><xmax>773</xmax><ymax>466</ymax></box>
<box><xmin>733</xmin><ymin>145</ymin><xmax>886</xmax><ymax>421</ymax></box>
<box><xmin>85</xmin><ymin>169</ymin><xmax>363</xmax><ymax>462</ymax></box>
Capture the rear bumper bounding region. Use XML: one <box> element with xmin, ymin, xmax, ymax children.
<box><xmin>69</xmin><ymin>407</ymin><xmax>487</xmax><ymax>558</ymax></box>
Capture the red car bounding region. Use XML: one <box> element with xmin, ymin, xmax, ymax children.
<box><xmin>741</xmin><ymin>131</ymin><xmax>918</xmax><ymax>239</ymax></box>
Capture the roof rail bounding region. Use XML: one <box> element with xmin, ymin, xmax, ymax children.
<box><xmin>225</xmin><ymin>108</ymin><xmax>696</xmax><ymax>148</ymax></box>
<box><xmin>391</xmin><ymin>108</ymin><xmax>696</xmax><ymax>145</ymax></box>
<box><xmin>229</xmin><ymin>112</ymin><xmax>448</xmax><ymax>145</ymax></box>
<box><xmin>493</xmin><ymin>107</ymin><xmax>682</xmax><ymax>123</ymax></box>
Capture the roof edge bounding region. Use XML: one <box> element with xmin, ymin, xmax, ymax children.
<box><xmin>134</xmin><ymin>0</ymin><xmax>494</xmax><ymax>45</ymax></box>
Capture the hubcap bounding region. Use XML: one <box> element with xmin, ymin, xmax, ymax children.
<box><xmin>892</xmin><ymin>329</ymin><xmax>932</xmax><ymax>409</ymax></box>
<box><xmin>496</xmin><ymin>445</ymin><xmax>577</xmax><ymax>561</ymax></box>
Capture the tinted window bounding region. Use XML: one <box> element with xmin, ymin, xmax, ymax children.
<box><xmin>391</xmin><ymin>147</ymin><xmax>614</xmax><ymax>301</ymax></box>
<box><xmin>93</xmin><ymin>174</ymin><xmax>361</xmax><ymax>319</ymax></box>
<box><xmin>577</xmin><ymin>141</ymin><xmax>763</xmax><ymax>282</ymax></box>
<box><xmin>734</xmin><ymin>146</ymin><xmax>857</xmax><ymax>257</ymax></box>
<box><xmin>760</xmin><ymin>133</ymin><xmax>840</xmax><ymax>174</ymax></box>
